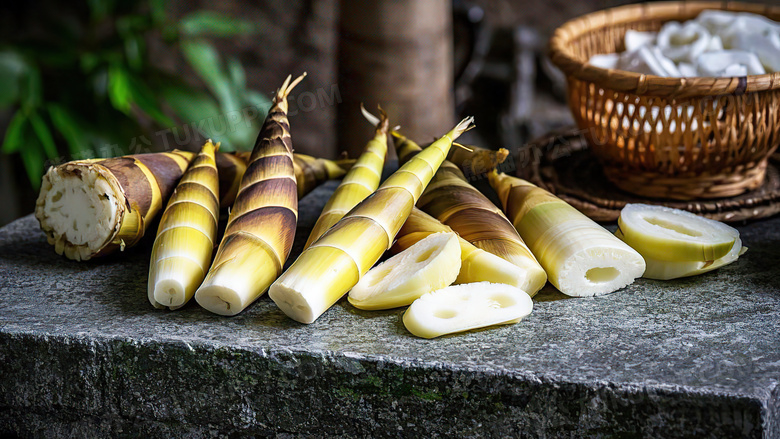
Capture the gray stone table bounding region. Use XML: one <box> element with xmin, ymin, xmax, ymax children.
<box><xmin>1</xmin><ymin>180</ymin><xmax>779</xmax><ymax>438</ymax></box>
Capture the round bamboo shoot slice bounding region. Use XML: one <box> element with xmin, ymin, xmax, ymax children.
<box><xmin>349</xmin><ymin>232</ymin><xmax>461</xmax><ymax>310</ymax></box>
<box><xmin>403</xmin><ymin>282</ymin><xmax>533</xmax><ymax>339</ymax></box>
<box><xmin>618</xmin><ymin>204</ymin><xmax>738</xmax><ymax>262</ymax></box>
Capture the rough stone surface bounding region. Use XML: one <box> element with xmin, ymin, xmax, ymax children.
<box><xmin>1</xmin><ymin>181</ymin><xmax>779</xmax><ymax>438</ymax></box>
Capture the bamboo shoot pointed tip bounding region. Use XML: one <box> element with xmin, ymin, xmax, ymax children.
<box><xmin>449</xmin><ymin>116</ymin><xmax>476</xmax><ymax>141</ymax></box>
<box><xmin>276</xmin><ymin>73</ymin><xmax>307</xmax><ymax>101</ymax></box>
<box><xmin>497</xmin><ymin>148</ymin><xmax>510</xmax><ymax>163</ymax></box>
<box><xmin>360</xmin><ymin>104</ymin><xmax>380</xmax><ymax>127</ymax></box>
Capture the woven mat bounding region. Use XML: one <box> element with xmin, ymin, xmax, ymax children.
<box><xmin>521</xmin><ymin>127</ymin><xmax>780</xmax><ymax>223</ymax></box>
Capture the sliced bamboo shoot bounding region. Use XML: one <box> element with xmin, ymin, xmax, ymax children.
<box><xmin>403</xmin><ymin>282</ymin><xmax>533</xmax><ymax>339</ymax></box>
<box><xmin>393</xmin><ymin>208</ymin><xmax>541</xmax><ymax>293</ymax></box>
<box><xmin>489</xmin><ymin>172</ymin><xmax>645</xmax><ymax>297</ymax></box>
<box><xmin>148</xmin><ymin>141</ymin><xmax>220</xmax><ymax>309</ymax></box>
<box><xmin>617</xmin><ymin>204</ymin><xmax>737</xmax><ymax>262</ymax></box>
<box><xmin>349</xmin><ymin>232</ymin><xmax>461</xmax><ymax>310</ymax></box>
<box><xmin>269</xmin><ymin>116</ymin><xmax>475</xmax><ymax>324</ymax></box>
<box><xmin>621</xmin><ymin>231</ymin><xmax>745</xmax><ymax>280</ymax></box>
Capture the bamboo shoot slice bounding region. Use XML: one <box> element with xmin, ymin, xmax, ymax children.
<box><xmin>349</xmin><ymin>232</ymin><xmax>461</xmax><ymax>310</ymax></box>
<box><xmin>403</xmin><ymin>282</ymin><xmax>533</xmax><ymax>339</ymax></box>
<box><xmin>617</xmin><ymin>204</ymin><xmax>738</xmax><ymax>262</ymax></box>
<box><xmin>617</xmin><ymin>230</ymin><xmax>746</xmax><ymax>280</ymax></box>
<box><xmin>393</xmin><ymin>208</ymin><xmax>542</xmax><ymax>294</ymax></box>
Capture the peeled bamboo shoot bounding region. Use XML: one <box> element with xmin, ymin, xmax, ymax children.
<box><xmin>195</xmin><ymin>74</ymin><xmax>305</xmax><ymax>316</ymax></box>
<box><xmin>489</xmin><ymin>172</ymin><xmax>645</xmax><ymax>297</ymax></box>
<box><xmin>390</xmin><ymin>131</ymin><xmax>546</xmax><ymax>296</ymax></box>
<box><xmin>304</xmin><ymin>107</ymin><xmax>389</xmax><ymax>248</ymax></box>
<box><xmin>148</xmin><ymin>141</ymin><xmax>220</xmax><ymax>309</ymax></box>
<box><xmin>403</xmin><ymin>282</ymin><xmax>533</xmax><ymax>339</ymax></box>
<box><xmin>35</xmin><ymin>150</ymin><xmax>194</xmax><ymax>260</ymax></box>
<box><xmin>269</xmin><ymin>116</ymin><xmax>475</xmax><ymax>324</ymax></box>
<box><xmin>348</xmin><ymin>232</ymin><xmax>461</xmax><ymax>310</ymax></box>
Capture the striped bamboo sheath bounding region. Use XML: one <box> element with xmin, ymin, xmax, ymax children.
<box><xmin>293</xmin><ymin>153</ymin><xmax>351</xmax><ymax>199</ymax></box>
<box><xmin>148</xmin><ymin>141</ymin><xmax>220</xmax><ymax>310</ymax></box>
<box><xmin>223</xmin><ymin>151</ymin><xmax>351</xmax><ymax>204</ymax></box>
<box><xmin>195</xmin><ymin>73</ymin><xmax>305</xmax><ymax>316</ymax></box>
<box><xmin>488</xmin><ymin>172</ymin><xmax>645</xmax><ymax>297</ymax></box>
<box><xmin>214</xmin><ymin>152</ymin><xmax>247</xmax><ymax>208</ymax></box>
<box><xmin>396</xmin><ymin>135</ymin><xmax>547</xmax><ymax>296</ymax></box>
<box><xmin>304</xmin><ymin>108</ymin><xmax>389</xmax><ymax>248</ymax></box>
<box><xmin>392</xmin><ymin>208</ymin><xmax>540</xmax><ymax>291</ymax></box>
<box><xmin>269</xmin><ymin>117</ymin><xmax>475</xmax><ymax>324</ymax></box>
<box><xmin>35</xmin><ymin>150</ymin><xmax>194</xmax><ymax>260</ymax></box>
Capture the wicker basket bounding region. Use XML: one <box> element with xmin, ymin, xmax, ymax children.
<box><xmin>549</xmin><ymin>2</ymin><xmax>780</xmax><ymax>200</ymax></box>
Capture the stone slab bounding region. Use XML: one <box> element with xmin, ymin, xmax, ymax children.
<box><xmin>1</xmin><ymin>181</ymin><xmax>779</xmax><ymax>438</ymax></box>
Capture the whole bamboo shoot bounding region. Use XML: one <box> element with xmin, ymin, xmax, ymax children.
<box><xmin>35</xmin><ymin>150</ymin><xmax>194</xmax><ymax>260</ymax></box>
<box><xmin>489</xmin><ymin>171</ymin><xmax>645</xmax><ymax>297</ymax></box>
<box><xmin>269</xmin><ymin>116</ymin><xmax>475</xmax><ymax>324</ymax></box>
<box><xmin>391</xmin><ymin>131</ymin><xmax>547</xmax><ymax>296</ymax></box>
<box><xmin>148</xmin><ymin>141</ymin><xmax>220</xmax><ymax>309</ymax></box>
<box><xmin>304</xmin><ymin>107</ymin><xmax>389</xmax><ymax>248</ymax></box>
<box><xmin>195</xmin><ymin>74</ymin><xmax>305</xmax><ymax>316</ymax></box>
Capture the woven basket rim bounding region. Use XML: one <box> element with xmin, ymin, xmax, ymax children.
<box><xmin>549</xmin><ymin>1</ymin><xmax>780</xmax><ymax>98</ymax></box>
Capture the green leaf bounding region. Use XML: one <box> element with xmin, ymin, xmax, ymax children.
<box><xmin>0</xmin><ymin>51</ymin><xmax>27</xmax><ymax>108</ymax></box>
<box><xmin>20</xmin><ymin>133</ymin><xmax>45</xmax><ymax>190</ymax></box>
<box><xmin>48</xmin><ymin>103</ymin><xmax>90</xmax><ymax>157</ymax></box>
<box><xmin>245</xmin><ymin>90</ymin><xmax>270</xmax><ymax>112</ymax></box>
<box><xmin>28</xmin><ymin>110</ymin><xmax>58</xmax><ymax>160</ymax></box>
<box><xmin>180</xmin><ymin>39</ymin><xmax>239</xmax><ymax>113</ymax></box>
<box><xmin>87</xmin><ymin>0</ymin><xmax>116</xmax><ymax>22</ymax></box>
<box><xmin>179</xmin><ymin>11</ymin><xmax>256</xmax><ymax>37</ymax></box>
<box><xmin>20</xmin><ymin>66</ymin><xmax>42</xmax><ymax>111</ymax></box>
<box><xmin>227</xmin><ymin>57</ymin><xmax>246</xmax><ymax>91</ymax></box>
<box><xmin>108</xmin><ymin>65</ymin><xmax>132</xmax><ymax>114</ymax></box>
<box><xmin>161</xmin><ymin>84</ymin><xmax>224</xmax><ymax>146</ymax></box>
<box><xmin>126</xmin><ymin>74</ymin><xmax>175</xmax><ymax>127</ymax></box>
<box><xmin>149</xmin><ymin>0</ymin><xmax>167</xmax><ymax>24</ymax></box>
<box><xmin>125</xmin><ymin>36</ymin><xmax>143</xmax><ymax>71</ymax></box>
<box><xmin>1</xmin><ymin>111</ymin><xmax>27</xmax><ymax>154</ymax></box>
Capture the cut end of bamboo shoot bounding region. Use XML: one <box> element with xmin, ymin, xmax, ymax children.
<box><xmin>195</xmin><ymin>244</ymin><xmax>281</xmax><ymax>316</ymax></box>
<box><xmin>35</xmin><ymin>164</ymin><xmax>123</xmax><ymax>261</ymax></box>
<box><xmin>270</xmin><ymin>245</ymin><xmax>362</xmax><ymax>324</ymax></box>
<box><xmin>194</xmin><ymin>283</ymin><xmax>245</xmax><ymax>316</ymax></box>
<box><xmin>555</xmin><ymin>246</ymin><xmax>646</xmax><ymax>297</ymax></box>
<box><xmin>152</xmin><ymin>278</ymin><xmax>187</xmax><ymax>308</ymax></box>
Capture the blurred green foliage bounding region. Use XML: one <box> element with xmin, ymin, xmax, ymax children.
<box><xmin>0</xmin><ymin>0</ymin><xmax>270</xmax><ymax>189</ymax></box>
